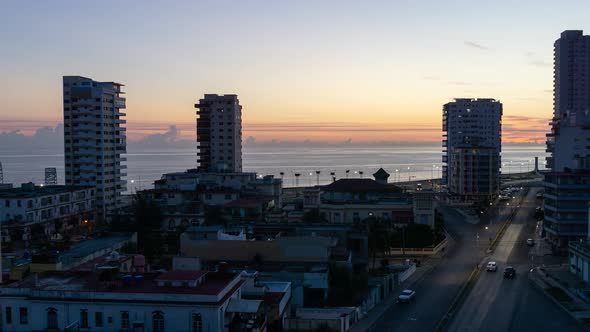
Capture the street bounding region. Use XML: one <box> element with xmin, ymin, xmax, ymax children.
<box><xmin>369</xmin><ymin>187</ymin><xmax>582</xmax><ymax>332</ymax></box>
<box><xmin>448</xmin><ymin>188</ymin><xmax>584</xmax><ymax>332</ymax></box>
<box><xmin>369</xmin><ymin>190</ymin><xmax>513</xmax><ymax>331</ymax></box>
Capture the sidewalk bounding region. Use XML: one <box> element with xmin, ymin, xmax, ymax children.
<box><xmin>530</xmin><ymin>265</ymin><xmax>590</xmax><ymax>329</ymax></box>
<box><xmin>349</xmin><ymin>239</ymin><xmax>451</xmax><ymax>332</ymax></box>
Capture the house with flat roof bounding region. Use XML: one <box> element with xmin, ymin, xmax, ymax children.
<box><xmin>0</xmin><ymin>267</ymin><xmax>290</xmax><ymax>332</ymax></box>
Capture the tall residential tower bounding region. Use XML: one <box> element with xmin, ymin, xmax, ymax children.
<box><xmin>63</xmin><ymin>76</ymin><xmax>127</xmax><ymax>217</ymax></box>
<box><xmin>544</xmin><ymin>30</ymin><xmax>590</xmax><ymax>245</ymax></box>
<box><xmin>194</xmin><ymin>94</ymin><xmax>242</xmax><ymax>172</ymax></box>
<box><xmin>442</xmin><ymin>98</ymin><xmax>502</xmax><ymax>201</ymax></box>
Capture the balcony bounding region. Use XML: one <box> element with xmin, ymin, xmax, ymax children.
<box><xmin>74</xmin><ymin>148</ymin><xmax>96</xmax><ymax>155</ymax></box>
<box><xmin>72</xmin><ymin>124</ymin><xmax>97</xmax><ymax>131</ymax></box>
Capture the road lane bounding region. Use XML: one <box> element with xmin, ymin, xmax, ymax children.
<box><xmin>448</xmin><ymin>188</ymin><xmax>585</xmax><ymax>332</ymax></box>
<box><xmin>370</xmin><ymin>198</ymin><xmax>514</xmax><ymax>331</ymax></box>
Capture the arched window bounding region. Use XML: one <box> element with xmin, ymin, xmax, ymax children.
<box><xmin>47</xmin><ymin>307</ymin><xmax>58</xmax><ymax>329</ymax></box>
<box><xmin>192</xmin><ymin>313</ymin><xmax>202</xmax><ymax>332</ymax></box>
<box><xmin>152</xmin><ymin>311</ymin><xmax>165</xmax><ymax>332</ymax></box>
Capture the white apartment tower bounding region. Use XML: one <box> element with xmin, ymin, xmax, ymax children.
<box><xmin>63</xmin><ymin>76</ymin><xmax>127</xmax><ymax>217</ymax></box>
<box><xmin>194</xmin><ymin>94</ymin><xmax>242</xmax><ymax>172</ymax></box>
<box><xmin>544</xmin><ymin>30</ymin><xmax>590</xmax><ymax>245</ymax></box>
<box><xmin>442</xmin><ymin>98</ymin><xmax>502</xmax><ymax>201</ymax></box>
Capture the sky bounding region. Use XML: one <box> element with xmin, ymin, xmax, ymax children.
<box><xmin>1</xmin><ymin>0</ymin><xmax>589</xmax><ymax>145</ymax></box>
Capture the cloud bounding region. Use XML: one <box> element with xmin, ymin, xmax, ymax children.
<box><xmin>423</xmin><ymin>76</ymin><xmax>440</xmax><ymax>81</ymax></box>
<box><xmin>464</xmin><ymin>41</ymin><xmax>490</xmax><ymax>50</ymax></box>
<box><xmin>448</xmin><ymin>81</ymin><xmax>472</xmax><ymax>86</ymax></box>
<box><xmin>0</xmin><ymin>125</ymin><xmax>63</xmax><ymax>153</ymax></box>
<box><xmin>129</xmin><ymin>125</ymin><xmax>194</xmax><ymax>150</ymax></box>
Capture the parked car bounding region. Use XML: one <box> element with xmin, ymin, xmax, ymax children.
<box><xmin>486</xmin><ymin>261</ymin><xmax>498</xmax><ymax>272</ymax></box>
<box><xmin>536</xmin><ymin>192</ymin><xmax>543</xmax><ymax>199</ymax></box>
<box><xmin>504</xmin><ymin>266</ymin><xmax>516</xmax><ymax>279</ymax></box>
<box><xmin>398</xmin><ymin>289</ymin><xmax>416</xmax><ymax>303</ymax></box>
<box><xmin>526</xmin><ymin>238</ymin><xmax>535</xmax><ymax>246</ymax></box>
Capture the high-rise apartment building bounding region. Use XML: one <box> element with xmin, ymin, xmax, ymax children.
<box><xmin>63</xmin><ymin>76</ymin><xmax>127</xmax><ymax>217</ymax></box>
<box><xmin>442</xmin><ymin>98</ymin><xmax>502</xmax><ymax>201</ymax></box>
<box><xmin>544</xmin><ymin>30</ymin><xmax>590</xmax><ymax>245</ymax></box>
<box><xmin>194</xmin><ymin>94</ymin><xmax>242</xmax><ymax>172</ymax></box>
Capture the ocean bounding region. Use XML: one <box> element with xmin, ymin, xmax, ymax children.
<box><xmin>0</xmin><ymin>145</ymin><xmax>546</xmax><ymax>191</ymax></box>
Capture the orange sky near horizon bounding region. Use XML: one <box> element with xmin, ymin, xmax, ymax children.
<box><xmin>1</xmin><ymin>1</ymin><xmax>572</xmax><ymax>146</ymax></box>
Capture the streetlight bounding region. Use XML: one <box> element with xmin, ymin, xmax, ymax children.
<box><xmin>315</xmin><ymin>171</ymin><xmax>320</xmax><ymax>185</ymax></box>
<box><xmin>395</xmin><ymin>169</ymin><xmax>399</xmax><ymax>183</ymax></box>
<box><xmin>359</xmin><ymin>171</ymin><xmax>364</xmax><ymax>178</ymax></box>
<box><xmin>346</xmin><ymin>170</ymin><xmax>350</xmax><ymax>178</ymax></box>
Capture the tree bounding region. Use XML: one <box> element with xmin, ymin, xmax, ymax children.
<box><xmin>204</xmin><ymin>205</ymin><xmax>227</xmax><ymax>226</ymax></box>
<box><xmin>302</xmin><ymin>208</ymin><xmax>326</xmax><ymax>223</ymax></box>
<box><xmin>365</xmin><ymin>217</ymin><xmax>391</xmax><ymax>269</ymax></box>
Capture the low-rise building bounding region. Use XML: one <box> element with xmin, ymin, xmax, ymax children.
<box><xmin>125</xmin><ymin>170</ymin><xmax>283</xmax><ymax>230</ymax></box>
<box><xmin>29</xmin><ymin>232</ymin><xmax>137</xmax><ymax>273</ymax></box>
<box><xmin>569</xmin><ymin>240</ymin><xmax>590</xmax><ymax>283</ymax></box>
<box><xmin>0</xmin><ymin>183</ymin><xmax>94</xmax><ymax>244</ymax></box>
<box><xmin>0</xmin><ymin>267</ymin><xmax>288</xmax><ymax>332</ymax></box>
<box><xmin>180</xmin><ymin>226</ymin><xmax>338</xmax><ymax>308</ymax></box>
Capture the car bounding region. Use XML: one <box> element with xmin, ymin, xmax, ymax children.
<box><xmin>526</xmin><ymin>238</ymin><xmax>535</xmax><ymax>246</ymax></box>
<box><xmin>498</xmin><ymin>195</ymin><xmax>510</xmax><ymax>201</ymax></box>
<box><xmin>504</xmin><ymin>266</ymin><xmax>516</xmax><ymax>279</ymax></box>
<box><xmin>398</xmin><ymin>289</ymin><xmax>416</xmax><ymax>303</ymax></box>
<box><xmin>486</xmin><ymin>261</ymin><xmax>498</xmax><ymax>272</ymax></box>
<box><xmin>536</xmin><ymin>192</ymin><xmax>543</xmax><ymax>199</ymax></box>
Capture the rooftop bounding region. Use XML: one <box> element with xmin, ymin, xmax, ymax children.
<box><xmin>0</xmin><ymin>184</ymin><xmax>93</xmax><ymax>199</ymax></box>
<box><xmin>4</xmin><ymin>269</ymin><xmax>241</xmax><ymax>298</ymax></box>
<box><xmin>33</xmin><ymin>233</ymin><xmax>134</xmax><ymax>267</ymax></box>
<box><xmin>321</xmin><ymin>179</ymin><xmax>402</xmax><ymax>193</ymax></box>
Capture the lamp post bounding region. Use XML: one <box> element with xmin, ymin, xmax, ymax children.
<box><xmin>359</xmin><ymin>171</ymin><xmax>364</xmax><ymax>178</ymax></box>
<box><xmin>407</xmin><ymin>166</ymin><xmax>411</xmax><ymax>182</ymax></box>
<box><xmin>395</xmin><ymin>169</ymin><xmax>399</xmax><ymax>183</ymax></box>
<box><xmin>315</xmin><ymin>171</ymin><xmax>321</xmax><ymax>185</ymax></box>
<box><xmin>330</xmin><ymin>171</ymin><xmax>335</xmax><ymax>182</ymax></box>
<box><xmin>346</xmin><ymin>170</ymin><xmax>350</xmax><ymax>178</ymax></box>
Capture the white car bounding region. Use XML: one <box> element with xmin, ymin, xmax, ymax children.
<box><xmin>526</xmin><ymin>238</ymin><xmax>535</xmax><ymax>246</ymax></box>
<box><xmin>398</xmin><ymin>289</ymin><xmax>416</xmax><ymax>303</ymax></box>
<box><xmin>487</xmin><ymin>261</ymin><xmax>498</xmax><ymax>272</ymax></box>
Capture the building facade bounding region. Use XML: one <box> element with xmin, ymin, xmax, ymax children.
<box><xmin>0</xmin><ymin>269</ymin><xmax>286</xmax><ymax>332</ymax></box>
<box><xmin>195</xmin><ymin>94</ymin><xmax>243</xmax><ymax>173</ymax></box>
<box><xmin>0</xmin><ymin>183</ymin><xmax>94</xmax><ymax>244</ymax></box>
<box><xmin>544</xmin><ymin>31</ymin><xmax>590</xmax><ymax>245</ymax></box>
<box><xmin>63</xmin><ymin>76</ymin><xmax>127</xmax><ymax>217</ymax></box>
<box><xmin>442</xmin><ymin>98</ymin><xmax>502</xmax><ymax>201</ymax></box>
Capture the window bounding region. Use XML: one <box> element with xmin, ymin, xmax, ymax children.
<box><xmin>95</xmin><ymin>312</ymin><xmax>103</xmax><ymax>327</ymax></box>
<box><xmin>47</xmin><ymin>307</ymin><xmax>58</xmax><ymax>329</ymax></box>
<box><xmin>80</xmin><ymin>309</ymin><xmax>89</xmax><ymax>328</ymax></box>
<box><xmin>121</xmin><ymin>311</ymin><xmax>130</xmax><ymax>329</ymax></box>
<box><xmin>6</xmin><ymin>306</ymin><xmax>12</xmax><ymax>324</ymax></box>
<box><xmin>152</xmin><ymin>311</ymin><xmax>165</xmax><ymax>332</ymax></box>
<box><xmin>19</xmin><ymin>307</ymin><xmax>27</xmax><ymax>324</ymax></box>
<box><xmin>192</xmin><ymin>313</ymin><xmax>202</xmax><ymax>332</ymax></box>
<box><xmin>224</xmin><ymin>194</ymin><xmax>232</xmax><ymax>200</ymax></box>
